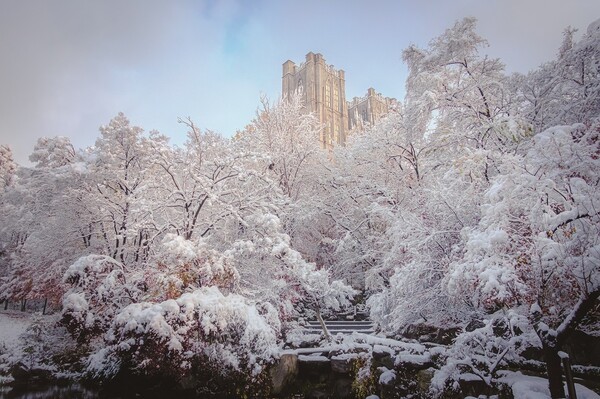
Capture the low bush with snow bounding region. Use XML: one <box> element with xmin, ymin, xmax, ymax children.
<box><xmin>88</xmin><ymin>286</ymin><xmax>280</xmax><ymax>382</ymax></box>
<box><xmin>61</xmin><ymin>255</ymin><xmax>141</xmax><ymax>340</ymax></box>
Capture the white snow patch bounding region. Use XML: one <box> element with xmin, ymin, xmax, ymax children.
<box><xmin>298</xmin><ymin>354</ymin><xmax>329</xmax><ymax>362</ymax></box>
<box><xmin>378</xmin><ymin>367</ymin><xmax>396</xmax><ymax>384</ymax></box>
<box><xmin>373</xmin><ymin>344</ymin><xmax>394</xmax><ymax>355</ymax></box>
<box><xmin>499</xmin><ymin>371</ymin><xmax>600</xmax><ymax>399</ymax></box>
<box><xmin>331</xmin><ymin>353</ymin><xmax>359</xmax><ymax>361</ymax></box>
<box><xmin>0</xmin><ymin>311</ymin><xmax>33</xmax><ymax>350</ymax></box>
<box><xmin>395</xmin><ymin>353</ymin><xmax>431</xmax><ymax>365</ymax></box>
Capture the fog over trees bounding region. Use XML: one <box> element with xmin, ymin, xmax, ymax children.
<box><xmin>1</xmin><ymin>17</ymin><xmax>599</xmax><ymax>399</ymax></box>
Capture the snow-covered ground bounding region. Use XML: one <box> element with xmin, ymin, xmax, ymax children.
<box><xmin>0</xmin><ymin>311</ymin><xmax>32</xmax><ymax>352</ymax></box>
<box><xmin>0</xmin><ymin>311</ymin><xmax>33</xmax><ymax>384</ymax></box>
<box><xmin>498</xmin><ymin>370</ymin><xmax>600</xmax><ymax>399</ymax></box>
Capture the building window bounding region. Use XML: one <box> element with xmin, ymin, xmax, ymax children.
<box><xmin>334</xmin><ymin>118</ymin><xmax>340</xmax><ymax>143</ymax></box>
<box><xmin>334</xmin><ymin>86</ymin><xmax>339</xmax><ymax>110</ymax></box>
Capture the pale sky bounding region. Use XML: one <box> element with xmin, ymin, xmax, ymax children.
<box><xmin>1</xmin><ymin>0</ymin><xmax>599</xmax><ymax>164</ymax></box>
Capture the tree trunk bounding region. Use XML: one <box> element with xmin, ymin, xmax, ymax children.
<box><xmin>42</xmin><ymin>298</ymin><xmax>48</xmax><ymax>315</ymax></box>
<box><xmin>315</xmin><ymin>307</ymin><xmax>330</xmax><ymax>339</ymax></box>
<box><xmin>3</xmin><ymin>300</ymin><xmax>7</xmax><ymax>310</ymax></box>
<box><xmin>543</xmin><ymin>344</ymin><xmax>566</xmax><ymax>398</ymax></box>
<box><xmin>562</xmin><ymin>355</ymin><xmax>577</xmax><ymax>399</ymax></box>
<box><xmin>20</xmin><ymin>298</ymin><xmax>26</xmax><ymax>312</ymax></box>
<box><xmin>532</xmin><ymin>291</ymin><xmax>600</xmax><ymax>399</ymax></box>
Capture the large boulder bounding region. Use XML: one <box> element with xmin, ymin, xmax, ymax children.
<box><xmin>402</xmin><ymin>324</ymin><xmax>460</xmax><ymax>345</ymax></box>
<box><xmin>298</xmin><ymin>354</ymin><xmax>331</xmax><ymax>382</ymax></box>
<box><xmin>270</xmin><ymin>353</ymin><xmax>299</xmax><ymax>394</ymax></box>
<box><xmin>9</xmin><ymin>362</ymin><xmax>53</xmax><ymax>385</ymax></box>
<box><xmin>331</xmin><ymin>354</ymin><xmax>356</xmax><ymax>374</ymax></box>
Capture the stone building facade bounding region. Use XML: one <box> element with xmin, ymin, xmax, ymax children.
<box><xmin>282</xmin><ymin>52</ymin><xmax>349</xmax><ymax>150</ymax></box>
<box><xmin>348</xmin><ymin>88</ymin><xmax>396</xmax><ymax>130</ymax></box>
<box><xmin>282</xmin><ymin>52</ymin><xmax>395</xmax><ymax>148</ymax></box>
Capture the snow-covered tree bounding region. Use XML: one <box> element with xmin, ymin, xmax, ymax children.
<box><xmin>404</xmin><ymin>18</ymin><xmax>515</xmax><ymax>150</ymax></box>
<box><xmin>0</xmin><ymin>159</ymin><xmax>88</xmax><ymax>306</ymax></box>
<box><xmin>148</xmin><ymin>119</ymin><xmax>275</xmax><ymax>244</ymax></box>
<box><xmin>403</xmin><ymin>17</ymin><xmax>532</xmax><ymax>189</ymax></box>
<box><xmin>237</xmin><ymin>93</ymin><xmax>323</xmax><ymax>201</ymax></box>
<box><xmin>0</xmin><ymin>145</ymin><xmax>16</xmax><ymax>192</ymax></box>
<box><xmin>225</xmin><ymin>212</ymin><xmax>355</xmax><ymax>323</ymax></box>
<box><xmin>29</xmin><ymin>136</ymin><xmax>77</xmax><ymax>168</ymax></box>
<box><xmin>446</xmin><ymin>122</ymin><xmax>600</xmax><ymax>397</ymax></box>
<box><xmin>514</xmin><ymin>19</ymin><xmax>600</xmax><ymax>133</ymax></box>
<box><xmin>553</xmin><ymin>20</ymin><xmax>600</xmax><ymax>125</ymax></box>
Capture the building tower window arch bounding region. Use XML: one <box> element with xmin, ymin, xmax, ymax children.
<box><xmin>325</xmin><ymin>78</ymin><xmax>332</xmax><ymax>107</ymax></box>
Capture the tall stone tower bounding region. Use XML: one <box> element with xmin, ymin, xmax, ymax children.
<box><xmin>282</xmin><ymin>52</ymin><xmax>349</xmax><ymax>150</ymax></box>
<box><xmin>348</xmin><ymin>88</ymin><xmax>396</xmax><ymax>130</ymax></box>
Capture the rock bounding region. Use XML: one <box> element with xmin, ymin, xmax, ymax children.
<box><xmin>9</xmin><ymin>362</ymin><xmax>54</xmax><ymax>387</ymax></box>
<box><xmin>9</xmin><ymin>362</ymin><xmax>30</xmax><ymax>380</ymax></box>
<box><xmin>457</xmin><ymin>373</ymin><xmax>489</xmax><ymax>397</ymax></box>
<box><xmin>331</xmin><ymin>356</ymin><xmax>353</xmax><ymax>374</ymax></box>
<box><xmin>434</xmin><ymin>326</ymin><xmax>461</xmax><ymax>345</ymax></box>
<box><xmin>416</xmin><ymin>368</ymin><xmax>435</xmax><ymax>392</ymax></box>
<box><xmin>372</xmin><ymin>346</ymin><xmax>395</xmax><ymax>369</ymax></box>
<box><xmin>403</xmin><ymin>323</ymin><xmax>437</xmax><ymax>341</ymax></box>
<box><xmin>298</xmin><ymin>354</ymin><xmax>331</xmax><ymax>381</ymax></box>
<box><xmin>465</xmin><ymin>319</ymin><xmax>485</xmax><ymax>332</ymax></box>
<box><xmin>333</xmin><ymin>377</ymin><xmax>354</xmax><ymax>398</ymax></box>
<box><xmin>270</xmin><ymin>353</ymin><xmax>299</xmax><ymax>394</ymax></box>
<box><xmin>378</xmin><ymin>372</ymin><xmax>398</xmax><ymax>399</ymax></box>
<box><xmin>307</xmin><ymin>389</ymin><xmax>328</xmax><ymax>399</ymax></box>
<box><xmin>394</xmin><ymin>353</ymin><xmax>434</xmax><ymax>371</ymax></box>
<box><xmin>402</xmin><ymin>323</ymin><xmax>460</xmax><ymax>345</ymax></box>
<box><xmin>378</xmin><ymin>367</ymin><xmax>396</xmax><ymax>386</ymax></box>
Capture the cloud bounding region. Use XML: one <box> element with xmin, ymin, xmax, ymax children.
<box><xmin>0</xmin><ymin>0</ymin><xmax>263</xmax><ymax>160</ymax></box>
<box><xmin>0</xmin><ymin>0</ymin><xmax>186</xmax><ymax>163</ymax></box>
<box><xmin>1</xmin><ymin>0</ymin><xmax>599</xmax><ymax>165</ymax></box>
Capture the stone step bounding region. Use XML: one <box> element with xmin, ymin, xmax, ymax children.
<box><xmin>303</xmin><ymin>320</ymin><xmax>375</xmax><ymax>335</ymax></box>
<box><xmin>306</xmin><ymin>321</ymin><xmax>374</xmax><ymax>326</ymax></box>
<box><xmin>304</xmin><ymin>325</ymin><xmax>375</xmax><ymax>329</ymax></box>
<box><xmin>304</xmin><ymin>328</ymin><xmax>374</xmax><ymax>332</ymax></box>
<box><xmin>304</xmin><ymin>325</ymin><xmax>374</xmax><ymax>330</ymax></box>
<box><xmin>303</xmin><ymin>330</ymin><xmax>375</xmax><ymax>335</ymax></box>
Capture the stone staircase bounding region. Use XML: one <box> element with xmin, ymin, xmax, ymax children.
<box><xmin>303</xmin><ymin>319</ymin><xmax>375</xmax><ymax>335</ymax></box>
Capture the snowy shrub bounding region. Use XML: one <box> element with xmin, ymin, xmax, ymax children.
<box><xmin>431</xmin><ymin>311</ymin><xmax>538</xmax><ymax>397</ymax></box>
<box><xmin>148</xmin><ymin>234</ymin><xmax>239</xmax><ymax>300</ymax></box>
<box><xmin>352</xmin><ymin>352</ymin><xmax>377</xmax><ymax>399</ymax></box>
<box><xmin>227</xmin><ymin>212</ymin><xmax>356</xmax><ymax>320</ymax></box>
<box><xmin>62</xmin><ymin>255</ymin><xmax>141</xmax><ymax>340</ymax></box>
<box><xmin>88</xmin><ymin>286</ymin><xmax>280</xmax><ymax>382</ymax></box>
